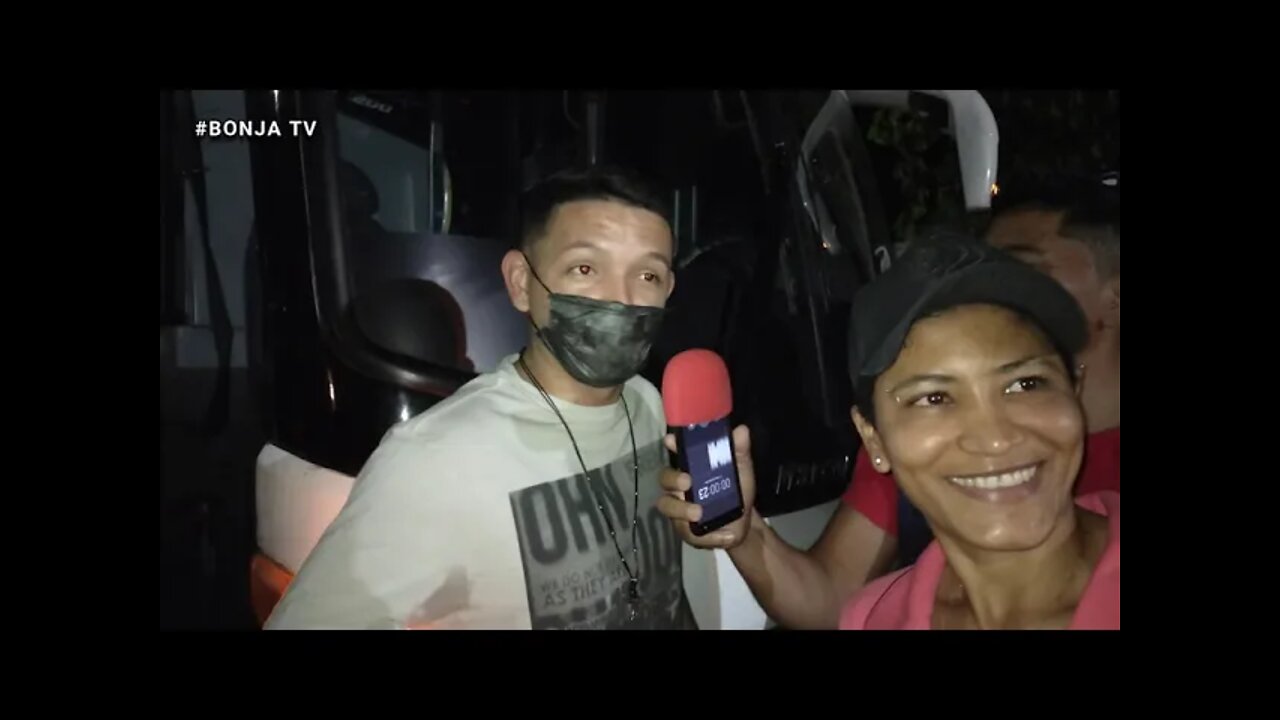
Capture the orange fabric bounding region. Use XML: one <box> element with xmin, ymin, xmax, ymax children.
<box><xmin>250</xmin><ymin>553</ymin><xmax>295</xmax><ymax>627</ymax></box>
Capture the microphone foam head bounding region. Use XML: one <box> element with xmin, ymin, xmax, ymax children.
<box><xmin>662</xmin><ymin>349</ymin><xmax>733</xmax><ymax>427</ymax></box>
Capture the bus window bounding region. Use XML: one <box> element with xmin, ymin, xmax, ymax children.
<box><xmin>328</xmin><ymin>91</ymin><xmax>528</xmax><ymax>376</ymax></box>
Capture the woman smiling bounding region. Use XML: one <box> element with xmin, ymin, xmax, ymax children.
<box><xmin>839</xmin><ymin>234</ymin><xmax>1119</xmax><ymax>630</ymax></box>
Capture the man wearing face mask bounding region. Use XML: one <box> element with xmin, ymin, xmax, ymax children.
<box><xmin>266</xmin><ymin>166</ymin><xmax>694</xmax><ymax>630</ymax></box>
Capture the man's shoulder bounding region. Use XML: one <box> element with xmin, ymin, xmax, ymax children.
<box><xmin>362</xmin><ymin>365</ymin><xmax>664</xmax><ymax>481</ymax></box>
<box><xmin>623</xmin><ymin>373</ymin><xmax>665</xmax><ymax>427</ymax></box>
<box><xmin>349</xmin><ymin>368</ymin><xmax>522</xmax><ymax>480</ymax></box>
<box><xmin>1090</xmin><ymin>425</ymin><xmax>1121</xmax><ymax>444</ymax></box>
<box><xmin>625</xmin><ymin>373</ymin><xmax>662</xmax><ymax>402</ymax></box>
<box><xmin>388</xmin><ymin>366</ymin><xmax>521</xmax><ymax>443</ymax></box>
<box><xmin>1078</xmin><ymin>425</ymin><xmax>1120</xmax><ymax>495</ymax></box>
<box><xmin>346</xmin><ymin>368</ymin><xmax>529</xmax><ymax>499</ymax></box>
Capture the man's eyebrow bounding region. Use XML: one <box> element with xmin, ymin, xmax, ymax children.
<box><xmin>643</xmin><ymin>251</ymin><xmax>673</xmax><ymax>270</ymax></box>
<box><xmin>561</xmin><ymin>239</ymin><xmax>604</xmax><ymax>254</ymax></box>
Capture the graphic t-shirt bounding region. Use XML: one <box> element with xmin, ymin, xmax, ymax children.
<box><xmin>266</xmin><ymin>354</ymin><xmax>694</xmax><ymax>630</ymax></box>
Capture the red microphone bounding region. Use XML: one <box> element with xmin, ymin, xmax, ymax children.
<box><xmin>662</xmin><ymin>349</ymin><xmax>746</xmax><ymax>535</ymax></box>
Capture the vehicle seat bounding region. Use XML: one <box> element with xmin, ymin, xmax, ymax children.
<box><xmin>350</xmin><ymin>277</ymin><xmax>471</xmax><ymax>371</ymax></box>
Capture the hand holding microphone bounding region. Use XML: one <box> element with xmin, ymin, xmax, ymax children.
<box><xmin>656</xmin><ymin>349</ymin><xmax>758</xmax><ymax>549</ymax></box>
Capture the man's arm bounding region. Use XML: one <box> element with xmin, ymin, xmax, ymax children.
<box><xmin>726</xmin><ymin>504</ymin><xmax>897</xmax><ymax>629</ymax></box>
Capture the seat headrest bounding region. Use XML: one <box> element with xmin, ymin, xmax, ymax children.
<box><xmin>350</xmin><ymin>278</ymin><xmax>470</xmax><ymax>371</ymax></box>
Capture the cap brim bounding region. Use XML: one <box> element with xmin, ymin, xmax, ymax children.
<box><xmin>860</xmin><ymin>263</ymin><xmax>1089</xmax><ymax>380</ymax></box>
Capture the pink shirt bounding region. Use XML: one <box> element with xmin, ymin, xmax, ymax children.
<box><xmin>839</xmin><ymin>491</ymin><xmax>1120</xmax><ymax>630</ymax></box>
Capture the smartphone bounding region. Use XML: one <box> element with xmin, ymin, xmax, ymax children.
<box><xmin>674</xmin><ymin>417</ymin><xmax>746</xmax><ymax>536</ymax></box>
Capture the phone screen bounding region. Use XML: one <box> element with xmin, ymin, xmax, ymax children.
<box><xmin>680</xmin><ymin>418</ymin><xmax>743</xmax><ymax>529</ymax></box>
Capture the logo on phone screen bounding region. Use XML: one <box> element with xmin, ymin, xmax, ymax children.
<box><xmin>707</xmin><ymin>437</ymin><xmax>732</xmax><ymax>469</ymax></box>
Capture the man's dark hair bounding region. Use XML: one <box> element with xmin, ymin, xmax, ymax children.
<box><xmin>518</xmin><ymin>165</ymin><xmax>672</xmax><ymax>256</ymax></box>
<box><xmin>991</xmin><ymin>172</ymin><xmax>1120</xmax><ymax>278</ymax></box>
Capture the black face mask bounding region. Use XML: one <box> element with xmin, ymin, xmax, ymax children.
<box><xmin>523</xmin><ymin>254</ymin><xmax>665</xmax><ymax>388</ymax></box>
